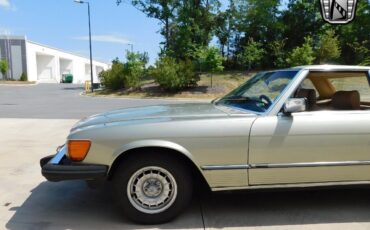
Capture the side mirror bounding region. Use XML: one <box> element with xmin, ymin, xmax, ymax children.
<box><xmin>284</xmin><ymin>98</ymin><xmax>306</xmax><ymax>114</ymax></box>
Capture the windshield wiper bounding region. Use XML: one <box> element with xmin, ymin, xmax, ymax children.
<box><xmin>218</xmin><ymin>95</ymin><xmax>264</xmax><ymax>104</ymax></box>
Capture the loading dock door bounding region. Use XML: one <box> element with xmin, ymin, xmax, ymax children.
<box><xmin>36</xmin><ymin>54</ymin><xmax>55</xmax><ymax>80</ymax></box>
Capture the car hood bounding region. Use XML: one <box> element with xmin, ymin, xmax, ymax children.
<box><xmin>71</xmin><ymin>103</ymin><xmax>230</xmax><ymax>131</ymax></box>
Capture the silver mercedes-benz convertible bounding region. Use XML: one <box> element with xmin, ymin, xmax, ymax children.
<box><xmin>41</xmin><ymin>65</ymin><xmax>370</xmax><ymax>224</ymax></box>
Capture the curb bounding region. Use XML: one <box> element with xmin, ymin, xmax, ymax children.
<box><xmin>0</xmin><ymin>82</ymin><xmax>38</xmax><ymax>86</ymax></box>
<box><xmin>79</xmin><ymin>92</ymin><xmax>213</xmax><ymax>102</ymax></box>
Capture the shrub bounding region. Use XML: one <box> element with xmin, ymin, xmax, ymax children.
<box><xmin>150</xmin><ymin>57</ymin><xmax>199</xmax><ymax>91</ymax></box>
<box><xmin>99</xmin><ymin>52</ymin><xmax>147</xmax><ymax>91</ymax></box>
<box><xmin>150</xmin><ymin>57</ymin><xmax>179</xmax><ymax>90</ymax></box>
<box><xmin>178</xmin><ymin>59</ymin><xmax>199</xmax><ymax>87</ymax></box>
<box><xmin>0</xmin><ymin>59</ymin><xmax>8</xmax><ymax>78</ymax></box>
<box><xmin>20</xmin><ymin>72</ymin><xmax>27</xmax><ymax>81</ymax></box>
<box><xmin>99</xmin><ymin>60</ymin><xmax>125</xmax><ymax>90</ymax></box>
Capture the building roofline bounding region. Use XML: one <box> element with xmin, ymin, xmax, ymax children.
<box><xmin>0</xmin><ymin>35</ymin><xmax>26</xmax><ymax>40</ymax></box>
<box><xmin>26</xmin><ymin>39</ymin><xmax>109</xmax><ymax>66</ymax></box>
<box><xmin>0</xmin><ymin>35</ymin><xmax>109</xmax><ymax>65</ymax></box>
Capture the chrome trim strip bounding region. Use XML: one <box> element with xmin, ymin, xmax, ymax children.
<box><xmin>201</xmin><ymin>164</ymin><xmax>250</xmax><ymax>170</ymax></box>
<box><xmin>49</xmin><ymin>145</ymin><xmax>66</xmax><ymax>165</ymax></box>
<box><xmin>212</xmin><ymin>181</ymin><xmax>370</xmax><ymax>191</ymax></box>
<box><xmin>251</xmin><ymin>161</ymin><xmax>370</xmax><ymax>169</ymax></box>
<box><xmin>201</xmin><ymin>161</ymin><xmax>370</xmax><ymax>171</ymax></box>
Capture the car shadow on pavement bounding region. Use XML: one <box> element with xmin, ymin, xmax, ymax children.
<box><xmin>203</xmin><ymin>187</ymin><xmax>370</xmax><ymax>228</ymax></box>
<box><xmin>6</xmin><ymin>181</ymin><xmax>370</xmax><ymax>229</ymax></box>
<box><xmin>5</xmin><ymin>181</ymin><xmax>204</xmax><ymax>230</ymax></box>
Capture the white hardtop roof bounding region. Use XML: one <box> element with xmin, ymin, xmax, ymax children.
<box><xmin>291</xmin><ymin>64</ymin><xmax>370</xmax><ymax>71</ymax></box>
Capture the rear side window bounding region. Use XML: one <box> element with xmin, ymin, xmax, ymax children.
<box><xmin>330</xmin><ymin>76</ymin><xmax>370</xmax><ymax>101</ymax></box>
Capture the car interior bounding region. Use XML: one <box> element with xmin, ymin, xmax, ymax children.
<box><xmin>294</xmin><ymin>71</ymin><xmax>370</xmax><ymax>111</ymax></box>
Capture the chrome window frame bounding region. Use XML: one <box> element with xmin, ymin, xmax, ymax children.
<box><xmin>266</xmin><ymin>69</ymin><xmax>309</xmax><ymax>116</ymax></box>
<box><xmin>267</xmin><ymin>68</ymin><xmax>370</xmax><ymax>116</ymax></box>
<box><xmin>215</xmin><ymin>67</ymin><xmax>370</xmax><ymax>117</ymax></box>
<box><xmin>215</xmin><ymin>69</ymin><xmax>304</xmax><ymax>116</ymax></box>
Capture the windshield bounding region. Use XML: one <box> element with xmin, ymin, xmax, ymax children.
<box><xmin>216</xmin><ymin>70</ymin><xmax>299</xmax><ymax>113</ymax></box>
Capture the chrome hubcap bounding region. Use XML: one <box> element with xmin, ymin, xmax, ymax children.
<box><xmin>127</xmin><ymin>166</ymin><xmax>177</xmax><ymax>214</ymax></box>
<box><xmin>143</xmin><ymin>179</ymin><xmax>163</xmax><ymax>197</ymax></box>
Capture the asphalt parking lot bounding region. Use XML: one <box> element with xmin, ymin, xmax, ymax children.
<box><xmin>2</xmin><ymin>84</ymin><xmax>370</xmax><ymax>230</ymax></box>
<box><xmin>0</xmin><ymin>84</ymin><xmax>182</xmax><ymax>119</ymax></box>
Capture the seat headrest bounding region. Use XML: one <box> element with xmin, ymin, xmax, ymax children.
<box><xmin>332</xmin><ymin>90</ymin><xmax>360</xmax><ymax>110</ymax></box>
<box><xmin>296</xmin><ymin>88</ymin><xmax>317</xmax><ymax>110</ymax></box>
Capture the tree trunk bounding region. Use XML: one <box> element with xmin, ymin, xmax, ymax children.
<box><xmin>165</xmin><ymin>18</ymin><xmax>169</xmax><ymax>50</ymax></box>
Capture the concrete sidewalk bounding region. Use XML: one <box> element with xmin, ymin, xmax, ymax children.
<box><xmin>2</xmin><ymin>119</ymin><xmax>370</xmax><ymax>230</ymax></box>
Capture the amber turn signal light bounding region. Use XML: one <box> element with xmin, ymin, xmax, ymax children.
<box><xmin>68</xmin><ymin>140</ymin><xmax>91</xmax><ymax>161</ymax></box>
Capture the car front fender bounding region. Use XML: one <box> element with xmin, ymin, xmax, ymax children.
<box><xmin>110</xmin><ymin>139</ymin><xmax>196</xmax><ymax>167</ymax></box>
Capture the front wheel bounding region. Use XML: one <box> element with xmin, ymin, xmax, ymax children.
<box><xmin>112</xmin><ymin>154</ymin><xmax>193</xmax><ymax>224</ymax></box>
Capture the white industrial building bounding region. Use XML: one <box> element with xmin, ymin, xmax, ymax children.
<box><xmin>0</xmin><ymin>35</ymin><xmax>109</xmax><ymax>83</ymax></box>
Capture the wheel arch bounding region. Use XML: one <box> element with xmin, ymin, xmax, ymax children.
<box><xmin>108</xmin><ymin>140</ymin><xmax>210</xmax><ymax>190</ymax></box>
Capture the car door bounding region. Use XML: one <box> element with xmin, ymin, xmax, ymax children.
<box><xmin>248</xmin><ymin>110</ymin><xmax>370</xmax><ymax>185</ymax></box>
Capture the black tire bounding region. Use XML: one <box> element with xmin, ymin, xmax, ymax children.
<box><xmin>112</xmin><ymin>153</ymin><xmax>193</xmax><ymax>224</ymax></box>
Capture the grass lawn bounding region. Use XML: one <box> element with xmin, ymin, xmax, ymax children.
<box><xmin>91</xmin><ymin>71</ymin><xmax>254</xmax><ymax>100</ymax></box>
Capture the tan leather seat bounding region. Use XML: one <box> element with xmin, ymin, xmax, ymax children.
<box><xmin>296</xmin><ymin>88</ymin><xmax>317</xmax><ymax>111</ymax></box>
<box><xmin>332</xmin><ymin>90</ymin><xmax>361</xmax><ymax>110</ymax></box>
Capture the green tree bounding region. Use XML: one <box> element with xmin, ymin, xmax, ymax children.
<box><xmin>0</xmin><ymin>59</ymin><xmax>9</xmax><ymax>79</ymax></box>
<box><xmin>119</xmin><ymin>0</ymin><xmax>179</xmax><ymax>50</ymax></box>
<box><xmin>214</xmin><ymin>0</ymin><xmax>240</xmax><ymax>68</ymax></box>
<box><xmin>229</xmin><ymin>0</ymin><xmax>281</xmax><ymax>68</ymax></box>
<box><xmin>214</xmin><ymin>4</ymin><xmax>237</xmax><ymax>58</ymax></box>
<box><xmin>121</xmin><ymin>0</ymin><xmax>220</xmax><ymax>61</ymax></box>
<box><xmin>239</xmin><ymin>0</ymin><xmax>281</xmax><ymax>43</ymax></box>
<box><xmin>286</xmin><ymin>36</ymin><xmax>315</xmax><ymax>67</ymax></box>
<box><xmin>317</xmin><ymin>29</ymin><xmax>341</xmax><ymax>64</ymax></box>
<box><xmin>237</xmin><ymin>38</ymin><xmax>265</xmax><ymax>71</ymax></box>
<box><xmin>196</xmin><ymin>46</ymin><xmax>224</xmax><ymax>73</ymax></box>
<box><xmin>349</xmin><ymin>40</ymin><xmax>370</xmax><ymax>66</ymax></box>
<box><xmin>116</xmin><ymin>0</ymin><xmax>370</xmax><ymax>69</ymax></box>
<box><xmin>169</xmin><ymin>0</ymin><xmax>221</xmax><ymax>60</ymax></box>
<box><xmin>280</xmin><ymin>0</ymin><xmax>323</xmax><ymax>51</ymax></box>
<box><xmin>139</xmin><ymin>52</ymin><xmax>149</xmax><ymax>68</ymax></box>
<box><xmin>123</xmin><ymin>51</ymin><xmax>145</xmax><ymax>89</ymax></box>
<box><xmin>336</xmin><ymin>0</ymin><xmax>370</xmax><ymax>64</ymax></box>
<box><xmin>196</xmin><ymin>46</ymin><xmax>224</xmax><ymax>87</ymax></box>
<box><xmin>268</xmin><ymin>39</ymin><xmax>287</xmax><ymax>68</ymax></box>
